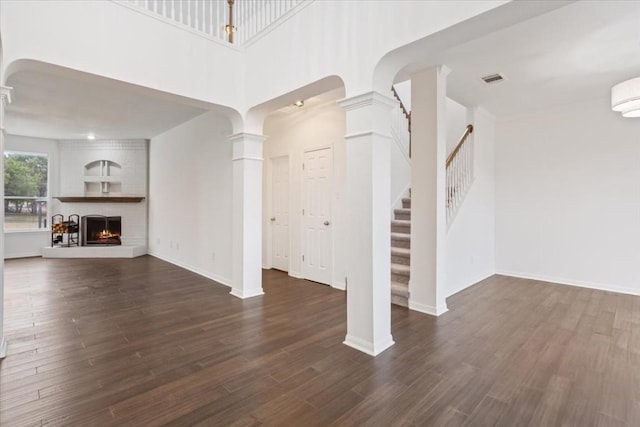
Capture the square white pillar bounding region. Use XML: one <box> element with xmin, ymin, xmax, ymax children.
<box><xmin>339</xmin><ymin>91</ymin><xmax>396</xmax><ymax>356</ymax></box>
<box><xmin>0</xmin><ymin>86</ymin><xmax>12</xmax><ymax>358</ymax></box>
<box><xmin>409</xmin><ymin>66</ymin><xmax>449</xmax><ymax>316</ymax></box>
<box><xmin>230</xmin><ymin>133</ymin><xmax>264</xmax><ymax>299</ymax></box>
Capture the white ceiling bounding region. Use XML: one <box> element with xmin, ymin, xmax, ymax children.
<box><xmin>5</xmin><ymin>66</ymin><xmax>210</xmax><ymax>140</ymax></box>
<box><xmin>4</xmin><ymin>0</ymin><xmax>640</xmax><ymax>140</ymax></box>
<box><xmin>441</xmin><ymin>0</ymin><xmax>640</xmax><ymax>117</ymax></box>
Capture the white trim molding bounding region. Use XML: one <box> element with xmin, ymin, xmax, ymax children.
<box><xmin>230</xmin><ymin>288</ymin><xmax>265</xmax><ymax>299</ymax></box>
<box><xmin>496</xmin><ymin>270</ymin><xmax>640</xmax><ymax>297</ymax></box>
<box><xmin>408</xmin><ymin>300</ymin><xmax>449</xmax><ymax>317</ymax></box>
<box><xmin>0</xmin><ymin>336</ymin><xmax>6</xmax><ymax>359</ymax></box>
<box><xmin>148</xmin><ymin>252</ymin><xmax>232</xmax><ymax>288</ymax></box>
<box><xmin>338</xmin><ymin>91</ymin><xmax>397</xmax><ymax>112</ymax></box>
<box><xmin>343</xmin><ymin>334</ymin><xmax>394</xmax><ymax>357</ymax></box>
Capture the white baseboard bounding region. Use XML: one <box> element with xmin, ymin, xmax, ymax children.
<box><xmin>445</xmin><ymin>271</ymin><xmax>495</xmax><ymax>298</ymax></box>
<box><xmin>230</xmin><ymin>288</ymin><xmax>265</xmax><ymax>299</ymax></box>
<box><xmin>496</xmin><ymin>269</ymin><xmax>640</xmax><ymax>297</ymax></box>
<box><xmin>4</xmin><ymin>251</ymin><xmax>42</xmax><ymax>259</ymax></box>
<box><xmin>148</xmin><ymin>251</ymin><xmax>232</xmax><ymax>288</ymax></box>
<box><xmin>408</xmin><ymin>300</ymin><xmax>449</xmax><ymax>316</ymax></box>
<box><xmin>0</xmin><ymin>336</ymin><xmax>6</xmax><ymax>359</ymax></box>
<box><xmin>343</xmin><ymin>334</ymin><xmax>395</xmax><ymax>356</ymax></box>
<box><xmin>332</xmin><ymin>280</ymin><xmax>346</xmax><ymax>291</ymax></box>
<box><xmin>289</xmin><ymin>270</ymin><xmax>303</xmax><ymax>279</ymax></box>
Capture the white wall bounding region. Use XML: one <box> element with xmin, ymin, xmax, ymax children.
<box><xmin>262</xmin><ymin>101</ymin><xmax>346</xmax><ymax>289</ymax></box>
<box><xmin>148</xmin><ymin>111</ymin><xmax>233</xmax><ymax>286</ymax></box>
<box><xmin>1</xmin><ymin>0</ymin><xmax>508</xmax><ymax>118</ymax></box>
<box><xmin>244</xmin><ymin>1</ymin><xmax>507</xmax><ymax>104</ymax></box>
<box><xmin>495</xmin><ymin>98</ymin><xmax>640</xmax><ymax>295</ymax></box>
<box><xmin>1</xmin><ymin>1</ymin><xmax>244</xmax><ymax>112</ymax></box>
<box><xmin>4</xmin><ymin>134</ymin><xmax>59</xmax><ymax>258</ymax></box>
<box><xmin>445</xmin><ymin>107</ymin><xmax>495</xmax><ymax>297</ymax></box>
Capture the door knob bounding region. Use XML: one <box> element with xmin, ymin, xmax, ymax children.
<box><xmin>324</xmin><ymin>221</ymin><xmax>330</xmax><ymax>226</ymax></box>
<box><xmin>270</xmin><ymin>217</ymin><xmax>276</xmax><ymax>221</ymax></box>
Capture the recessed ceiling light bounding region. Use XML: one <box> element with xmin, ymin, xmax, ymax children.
<box><xmin>293</xmin><ymin>100</ymin><xmax>304</xmax><ymax>107</ymax></box>
<box><xmin>87</xmin><ymin>133</ymin><xmax>96</xmax><ymax>140</ymax></box>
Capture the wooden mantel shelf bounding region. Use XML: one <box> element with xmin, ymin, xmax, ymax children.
<box><xmin>54</xmin><ymin>196</ymin><xmax>146</xmax><ymax>203</ymax></box>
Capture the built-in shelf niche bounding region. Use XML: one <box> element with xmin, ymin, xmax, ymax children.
<box><xmin>85</xmin><ymin>160</ymin><xmax>122</xmax><ymax>195</ymax></box>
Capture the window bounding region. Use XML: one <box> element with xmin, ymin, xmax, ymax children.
<box><xmin>4</xmin><ymin>151</ymin><xmax>49</xmax><ymax>231</ymax></box>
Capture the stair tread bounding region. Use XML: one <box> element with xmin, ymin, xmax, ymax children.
<box><xmin>390</xmin><ymin>232</ymin><xmax>410</xmax><ymax>240</ymax></box>
<box><xmin>391</xmin><ymin>263</ymin><xmax>410</xmax><ymax>274</ymax></box>
<box><xmin>394</xmin><ymin>208</ymin><xmax>411</xmax><ymax>213</ymax></box>
<box><xmin>391</xmin><ymin>281</ymin><xmax>409</xmax><ymax>297</ymax></box>
<box><xmin>391</xmin><ymin>247</ymin><xmax>410</xmax><ymax>256</ymax></box>
<box><xmin>391</xmin><ymin>220</ymin><xmax>411</xmax><ymax>226</ymax></box>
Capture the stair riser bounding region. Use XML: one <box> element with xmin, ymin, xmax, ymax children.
<box><xmin>402</xmin><ymin>200</ymin><xmax>411</xmax><ymax>209</ymax></box>
<box><xmin>391</xmin><ymin>238</ymin><xmax>410</xmax><ymax>249</ymax></box>
<box><xmin>391</xmin><ymin>272</ymin><xmax>409</xmax><ymax>284</ymax></box>
<box><xmin>391</xmin><ymin>287</ymin><xmax>409</xmax><ymax>298</ymax></box>
<box><xmin>391</xmin><ymin>294</ymin><xmax>409</xmax><ymax>307</ymax></box>
<box><xmin>391</xmin><ymin>255</ymin><xmax>410</xmax><ymax>265</ymax></box>
<box><xmin>391</xmin><ymin>224</ymin><xmax>410</xmax><ymax>233</ymax></box>
<box><xmin>394</xmin><ymin>212</ymin><xmax>411</xmax><ymax>221</ymax></box>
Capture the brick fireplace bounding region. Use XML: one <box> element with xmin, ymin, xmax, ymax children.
<box><xmin>43</xmin><ymin>139</ymin><xmax>148</xmax><ymax>258</ymax></box>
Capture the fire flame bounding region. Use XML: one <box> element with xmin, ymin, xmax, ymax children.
<box><xmin>98</xmin><ymin>229</ymin><xmax>121</xmax><ymax>240</ymax></box>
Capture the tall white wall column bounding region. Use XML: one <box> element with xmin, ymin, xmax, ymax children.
<box><xmin>0</xmin><ymin>86</ymin><xmax>12</xmax><ymax>358</ymax></box>
<box><xmin>339</xmin><ymin>92</ymin><xmax>395</xmax><ymax>356</ymax></box>
<box><xmin>231</xmin><ymin>133</ymin><xmax>264</xmax><ymax>299</ymax></box>
<box><xmin>409</xmin><ymin>66</ymin><xmax>449</xmax><ymax>316</ymax></box>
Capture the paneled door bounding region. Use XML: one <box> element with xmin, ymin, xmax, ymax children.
<box><xmin>271</xmin><ymin>155</ymin><xmax>289</xmax><ymax>272</ymax></box>
<box><xmin>302</xmin><ymin>147</ymin><xmax>332</xmax><ymax>285</ymax></box>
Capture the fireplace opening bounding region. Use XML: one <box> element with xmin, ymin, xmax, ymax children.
<box><xmin>82</xmin><ymin>215</ymin><xmax>122</xmax><ymax>246</ymax></box>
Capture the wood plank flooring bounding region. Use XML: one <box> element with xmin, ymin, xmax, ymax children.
<box><xmin>1</xmin><ymin>256</ymin><xmax>639</xmax><ymax>426</ymax></box>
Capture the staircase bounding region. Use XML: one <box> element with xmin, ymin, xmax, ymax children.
<box><xmin>391</xmin><ymin>194</ymin><xmax>411</xmax><ymax>307</ymax></box>
<box><xmin>388</xmin><ymin>83</ymin><xmax>474</xmax><ymax>309</ymax></box>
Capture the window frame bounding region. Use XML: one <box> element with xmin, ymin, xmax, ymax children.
<box><xmin>4</xmin><ymin>150</ymin><xmax>51</xmax><ymax>233</ymax></box>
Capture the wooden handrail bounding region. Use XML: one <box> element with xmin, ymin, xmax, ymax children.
<box><xmin>446</xmin><ymin>124</ymin><xmax>473</xmax><ymax>167</ymax></box>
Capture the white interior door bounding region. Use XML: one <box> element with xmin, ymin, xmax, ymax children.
<box><xmin>302</xmin><ymin>147</ymin><xmax>332</xmax><ymax>285</ymax></box>
<box><xmin>271</xmin><ymin>155</ymin><xmax>289</xmax><ymax>272</ymax></box>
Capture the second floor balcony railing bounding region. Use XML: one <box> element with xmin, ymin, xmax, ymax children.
<box><xmin>115</xmin><ymin>0</ymin><xmax>305</xmax><ymax>45</ymax></box>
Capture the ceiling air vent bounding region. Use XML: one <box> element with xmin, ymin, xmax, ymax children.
<box><xmin>481</xmin><ymin>73</ymin><xmax>505</xmax><ymax>84</ymax></box>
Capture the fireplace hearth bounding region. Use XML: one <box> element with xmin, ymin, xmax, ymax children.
<box><xmin>82</xmin><ymin>215</ymin><xmax>122</xmax><ymax>246</ymax></box>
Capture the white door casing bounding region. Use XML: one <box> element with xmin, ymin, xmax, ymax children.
<box><xmin>271</xmin><ymin>155</ymin><xmax>290</xmax><ymax>272</ymax></box>
<box><xmin>302</xmin><ymin>147</ymin><xmax>332</xmax><ymax>285</ymax></box>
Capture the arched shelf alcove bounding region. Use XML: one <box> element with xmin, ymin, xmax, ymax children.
<box><xmin>84</xmin><ymin>160</ymin><xmax>122</xmax><ymax>195</ymax></box>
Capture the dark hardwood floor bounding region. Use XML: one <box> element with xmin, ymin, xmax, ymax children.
<box><xmin>0</xmin><ymin>256</ymin><xmax>638</xmax><ymax>426</ymax></box>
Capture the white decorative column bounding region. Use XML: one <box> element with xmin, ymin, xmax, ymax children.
<box><xmin>230</xmin><ymin>133</ymin><xmax>264</xmax><ymax>299</ymax></box>
<box><xmin>0</xmin><ymin>86</ymin><xmax>13</xmax><ymax>359</ymax></box>
<box><xmin>339</xmin><ymin>91</ymin><xmax>395</xmax><ymax>356</ymax></box>
<box><xmin>409</xmin><ymin>66</ymin><xmax>449</xmax><ymax>316</ymax></box>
